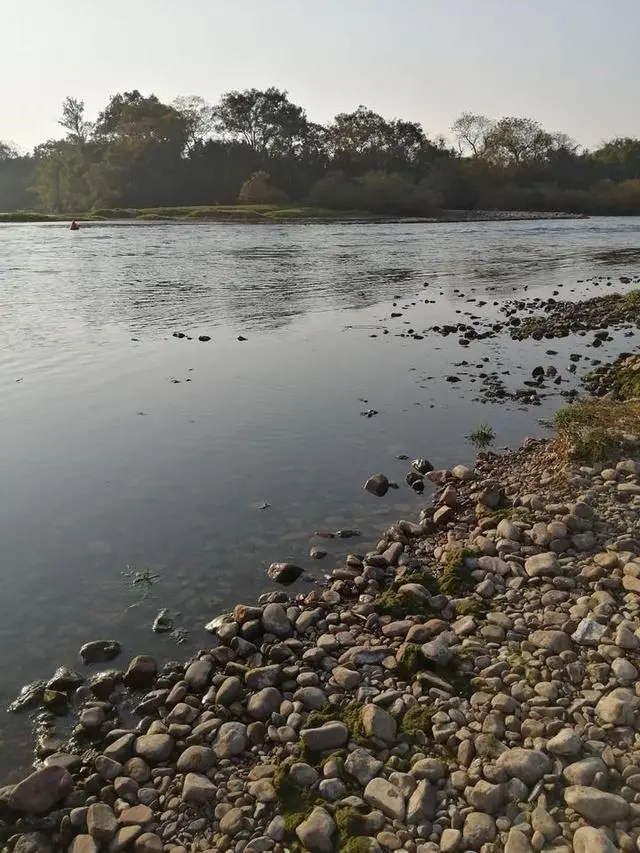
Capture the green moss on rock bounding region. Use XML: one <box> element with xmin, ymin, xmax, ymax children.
<box><xmin>273</xmin><ymin>761</ymin><xmax>318</xmax><ymax>838</ymax></box>
<box><xmin>455</xmin><ymin>596</ymin><xmax>488</xmax><ymax>617</ymax></box>
<box><xmin>373</xmin><ymin>588</ymin><xmax>431</xmax><ymax>619</ymax></box>
<box><xmin>438</xmin><ymin>547</ymin><xmax>476</xmax><ymax>596</ymax></box>
<box><xmin>304</xmin><ymin>701</ymin><xmax>366</xmax><ymax>744</ymax></box>
<box><xmin>401</xmin><ymin>703</ymin><xmax>434</xmax><ymax>738</ymax></box>
<box><xmin>397</xmin><ymin>643</ymin><xmax>426</xmax><ymax>677</ymax></box>
<box><xmin>341</xmin><ymin>838</ymin><xmax>374</xmax><ymax>853</ymax></box>
<box><xmin>392</xmin><ymin>571</ymin><xmax>439</xmax><ymax>594</ymax></box>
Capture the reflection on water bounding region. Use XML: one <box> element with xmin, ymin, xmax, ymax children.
<box><xmin>0</xmin><ymin>216</ymin><xmax>639</xmax><ymax>779</ymax></box>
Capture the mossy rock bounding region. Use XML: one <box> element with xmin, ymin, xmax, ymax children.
<box><xmin>341</xmin><ymin>838</ymin><xmax>375</xmax><ymax>853</ymax></box>
<box><xmin>455</xmin><ymin>596</ymin><xmax>489</xmax><ymax>618</ymax></box>
<box><xmin>392</xmin><ymin>571</ymin><xmax>439</xmax><ymax>595</ymax></box>
<box><xmin>438</xmin><ymin>547</ymin><xmax>476</xmax><ymax>596</ymax></box>
<box><xmin>305</xmin><ymin>701</ymin><xmax>366</xmax><ymax>745</ymax></box>
<box><xmin>401</xmin><ymin>703</ymin><xmax>434</xmax><ymax>739</ymax></box>
<box><xmin>396</xmin><ymin>643</ymin><xmax>427</xmax><ymax>677</ymax></box>
<box><xmin>373</xmin><ymin>588</ymin><xmax>431</xmax><ymax>619</ymax></box>
<box><xmin>335</xmin><ymin>804</ymin><xmax>369</xmax><ymax>837</ymax></box>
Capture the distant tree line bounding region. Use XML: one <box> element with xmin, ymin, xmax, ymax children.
<box><xmin>2</xmin><ymin>89</ymin><xmax>640</xmax><ymax>215</ymax></box>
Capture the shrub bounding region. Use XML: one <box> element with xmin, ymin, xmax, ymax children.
<box><xmin>238</xmin><ymin>171</ymin><xmax>289</xmax><ymax>204</ymax></box>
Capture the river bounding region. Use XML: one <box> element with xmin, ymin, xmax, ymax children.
<box><xmin>1</xmin><ymin>216</ymin><xmax>639</xmax><ymax>778</ymax></box>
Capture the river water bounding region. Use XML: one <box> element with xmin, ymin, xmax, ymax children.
<box><xmin>1</xmin><ymin>216</ymin><xmax>639</xmax><ymax>778</ymax></box>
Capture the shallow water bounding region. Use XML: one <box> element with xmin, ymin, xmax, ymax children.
<box><xmin>1</xmin><ymin>216</ymin><xmax>639</xmax><ymax>778</ymax></box>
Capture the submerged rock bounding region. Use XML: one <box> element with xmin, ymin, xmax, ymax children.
<box><xmin>267</xmin><ymin>563</ymin><xmax>304</xmax><ymax>585</ymax></box>
<box><xmin>364</xmin><ymin>473</ymin><xmax>390</xmax><ymax>497</ymax></box>
<box><xmin>152</xmin><ymin>609</ymin><xmax>173</xmax><ymax>633</ymax></box>
<box><xmin>412</xmin><ymin>457</ymin><xmax>434</xmax><ymax>474</ymax></box>
<box><xmin>79</xmin><ymin>641</ymin><xmax>122</xmax><ymax>665</ymax></box>
<box><xmin>8</xmin><ymin>680</ymin><xmax>46</xmax><ymax>713</ymax></box>
<box><xmin>46</xmin><ymin>667</ymin><xmax>84</xmax><ymax>693</ymax></box>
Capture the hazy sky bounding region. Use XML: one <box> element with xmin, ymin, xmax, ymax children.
<box><xmin>3</xmin><ymin>0</ymin><xmax>639</xmax><ymax>151</ymax></box>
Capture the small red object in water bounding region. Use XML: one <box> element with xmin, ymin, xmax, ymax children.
<box><xmin>69</xmin><ymin>221</ymin><xmax>79</xmax><ymax>231</ymax></box>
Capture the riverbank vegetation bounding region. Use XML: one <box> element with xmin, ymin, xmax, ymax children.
<box><xmin>2</xmin><ymin>89</ymin><xmax>640</xmax><ymax>217</ymax></box>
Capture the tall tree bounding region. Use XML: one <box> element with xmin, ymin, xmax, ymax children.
<box><xmin>59</xmin><ymin>97</ymin><xmax>93</xmax><ymax>143</ymax></box>
<box><xmin>483</xmin><ymin>117</ymin><xmax>553</xmax><ymax>165</ymax></box>
<box><xmin>451</xmin><ymin>113</ymin><xmax>494</xmax><ymax>157</ymax></box>
<box><xmin>213</xmin><ymin>88</ymin><xmax>308</xmax><ymax>155</ymax></box>
<box><xmin>173</xmin><ymin>95</ymin><xmax>215</xmax><ymax>152</ymax></box>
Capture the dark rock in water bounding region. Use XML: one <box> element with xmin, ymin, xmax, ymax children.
<box><xmin>8</xmin><ymin>681</ymin><xmax>46</xmax><ymax>713</ymax></box>
<box><xmin>336</xmin><ymin>529</ymin><xmax>361</xmax><ymax>539</ymax></box>
<box><xmin>309</xmin><ymin>547</ymin><xmax>327</xmax><ymax>560</ymax></box>
<box><xmin>445</xmin><ymin>375</ymin><xmax>461</xmax><ymax>383</ymax></box>
<box><xmin>124</xmin><ymin>655</ymin><xmax>158</xmax><ymax>690</ymax></box>
<box><xmin>360</xmin><ymin>409</ymin><xmax>378</xmax><ymax>418</ymax></box>
<box><xmin>364</xmin><ymin>473</ymin><xmax>390</xmax><ymax>497</ymax></box>
<box><xmin>80</xmin><ymin>641</ymin><xmax>122</xmax><ymax>665</ymax></box>
<box><xmin>8</xmin><ymin>765</ymin><xmax>74</xmax><ymax>814</ymax></box>
<box><xmin>172</xmin><ymin>332</ymin><xmax>186</xmax><ymax>339</ymax></box>
<box><xmin>314</xmin><ymin>531</ymin><xmax>335</xmax><ymax>539</ymax></box>
<box><xmin>36</xmin><ymin>732</ymin><xmax>66</xmax><ymax>758</ymax></box>
<box><xmin>405</xmin><ymin>470</ymin><xmax>423</xmax><ymax>488</ymax></box>
<box><xmin>133</xmin><ymin>688</ymin><xmax>170</xmax><ymax>716</ymax></box>
<box><xmin>198</xmin><ymin>335</ymin><xmax>211</xmax><ymax>342</ymax></box>
<box><xmin>412</xmin><ymin>458</ymin><xmax>434</xmax><ymax>474</ymax></box>
<box><xmin>42</xmin><ymin>689</ymin><xmax>68</xmax><ymax>716</ymax></box>
<box><xmin>532</xmin><ymin>366</ymin><xmax>545</xmax><ymax>379</ymax></box>
<box><xmin>88</xmin><ymin>670</ymin><xmax>123</xmax><ymax>699</ymax></box>
<box><xmin>267</xmin><ymin>563</ymin><xmax>304</xmax><ymax>585</ymax></box>
<box><xmin>46</xmin><ymin>667</ymin><xmax>84</xmax><ymax>693</ymax></box>
<box><xmin>152</xmin><ymin>609</ymin><xmax>174</xmax><ymax>634</ymax></box>
<box><xmin>237</xmin><ymin>335</ymin><xmax>247</xmax><ymax>341</ymax></box>
<box><xmin>395</xmin><ymin>454</ymin><xmax>410</xmax><ymax>460</ymax></box>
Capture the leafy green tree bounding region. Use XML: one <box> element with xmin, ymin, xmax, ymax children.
<box><xmin>59</xmin><ymin>97</ymin><xmax>93</xmax><ymax>143</ymax></box>
<box><xmin>483</xmin><ymin>117</ymin><xmax>554</xmax><ymax>165</ymax></box>
<box><xmin>214</xmin><ymin>88</ymin><xmax>309</xmax><ymax>155</ymax></box>
<box><xmin>173</xmin><ymin>95</ymin><xmax>215</xmax><ymax>152</ymax></box>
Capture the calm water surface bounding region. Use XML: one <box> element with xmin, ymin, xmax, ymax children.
<box><xmin>1</xmin><ymin>217</ymin><xmax>639</xmax><ymax>777</ymax></box>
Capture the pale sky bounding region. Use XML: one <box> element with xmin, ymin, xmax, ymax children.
<box><xmin>3</xmin><ymin>0</ymin><xmax>639</xmax><ymax>152</ymax></box>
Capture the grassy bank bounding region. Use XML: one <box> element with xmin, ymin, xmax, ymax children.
<box><xmin>0</xmin><ymin>205</ymin><xmax>383</xmax><ymax>224</ymax></box>
<box><xmin>0</xmin><ymin>205</ymin><xmax>584</xmax><ymax>224</ymax></box>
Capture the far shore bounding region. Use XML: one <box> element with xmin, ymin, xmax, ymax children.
<box><xmin>0</xmin><ymin>205</ymin><xmax>587</xmax><ymax>225</ymax></box>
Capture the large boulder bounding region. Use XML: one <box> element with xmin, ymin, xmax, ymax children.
<box><xmin>564</xmin><ymin>786</ymin><xmax>629</xmax><ymax>824</ymax></box>
<box><xmin>496</xmin><ymin>748</ymin><xmax>551</xmax><ymax>785</ymax></box>
<box><xmin>361</xmin><ymin>705</ymin><xmax>396</xmax><ymax>743</ymax></box>
<box><xmin>123</xmin><ymin>655</ymin><xmax>157</xmax><ymax>690</ymax></box>
<box><xmin>8</xmin><ymin>766</ymin><xmax>74</xmax><ymax>813</ymax></box>
<box><xmin>213</xmin><ymin>722</ymin><xmax>247</xmax><ymax>758</ymax></box>
<box><xmin>296</xmin><ymin>807</ymin><xmax>336</xmax><ymax>853</ymax></box>
<box><xmin>79</xmin><ymin>640</ymin><xmax>121</xmax><ymax>665</ymax></box>
<box><xmin>300</xmin><ymin>722</ymin><xmax>349</xmax><ymax>752</ymax></box>
<box><xmin>363</xmin><ymin>778</ymin><xmax>406</xmax><ymax>821</ymax></box>
<box><xmin>595</xmin><ymin>688</ymin><xmax>639</xmax><ymax>726</ymax></box>
<box><xmin>572</xmin><ymin>826</ymin><xmax>618</xmax><ymax>853</ymax></box>
<box><xmin>364</xmin><ymin>474</ymin><xmax>390</xmax><ymax>497</ymax></box>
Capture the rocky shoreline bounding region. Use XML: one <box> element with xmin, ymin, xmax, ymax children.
<box><xmin>4</xmin><ymin>406</ymin><xmax>640</xmax><ymax>853</ymax></box>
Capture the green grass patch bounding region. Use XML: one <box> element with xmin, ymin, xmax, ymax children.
<box><xmin>553</xmin><ymin>399</ymin><xmax>640</xmax><ymax>462</ymax></box>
